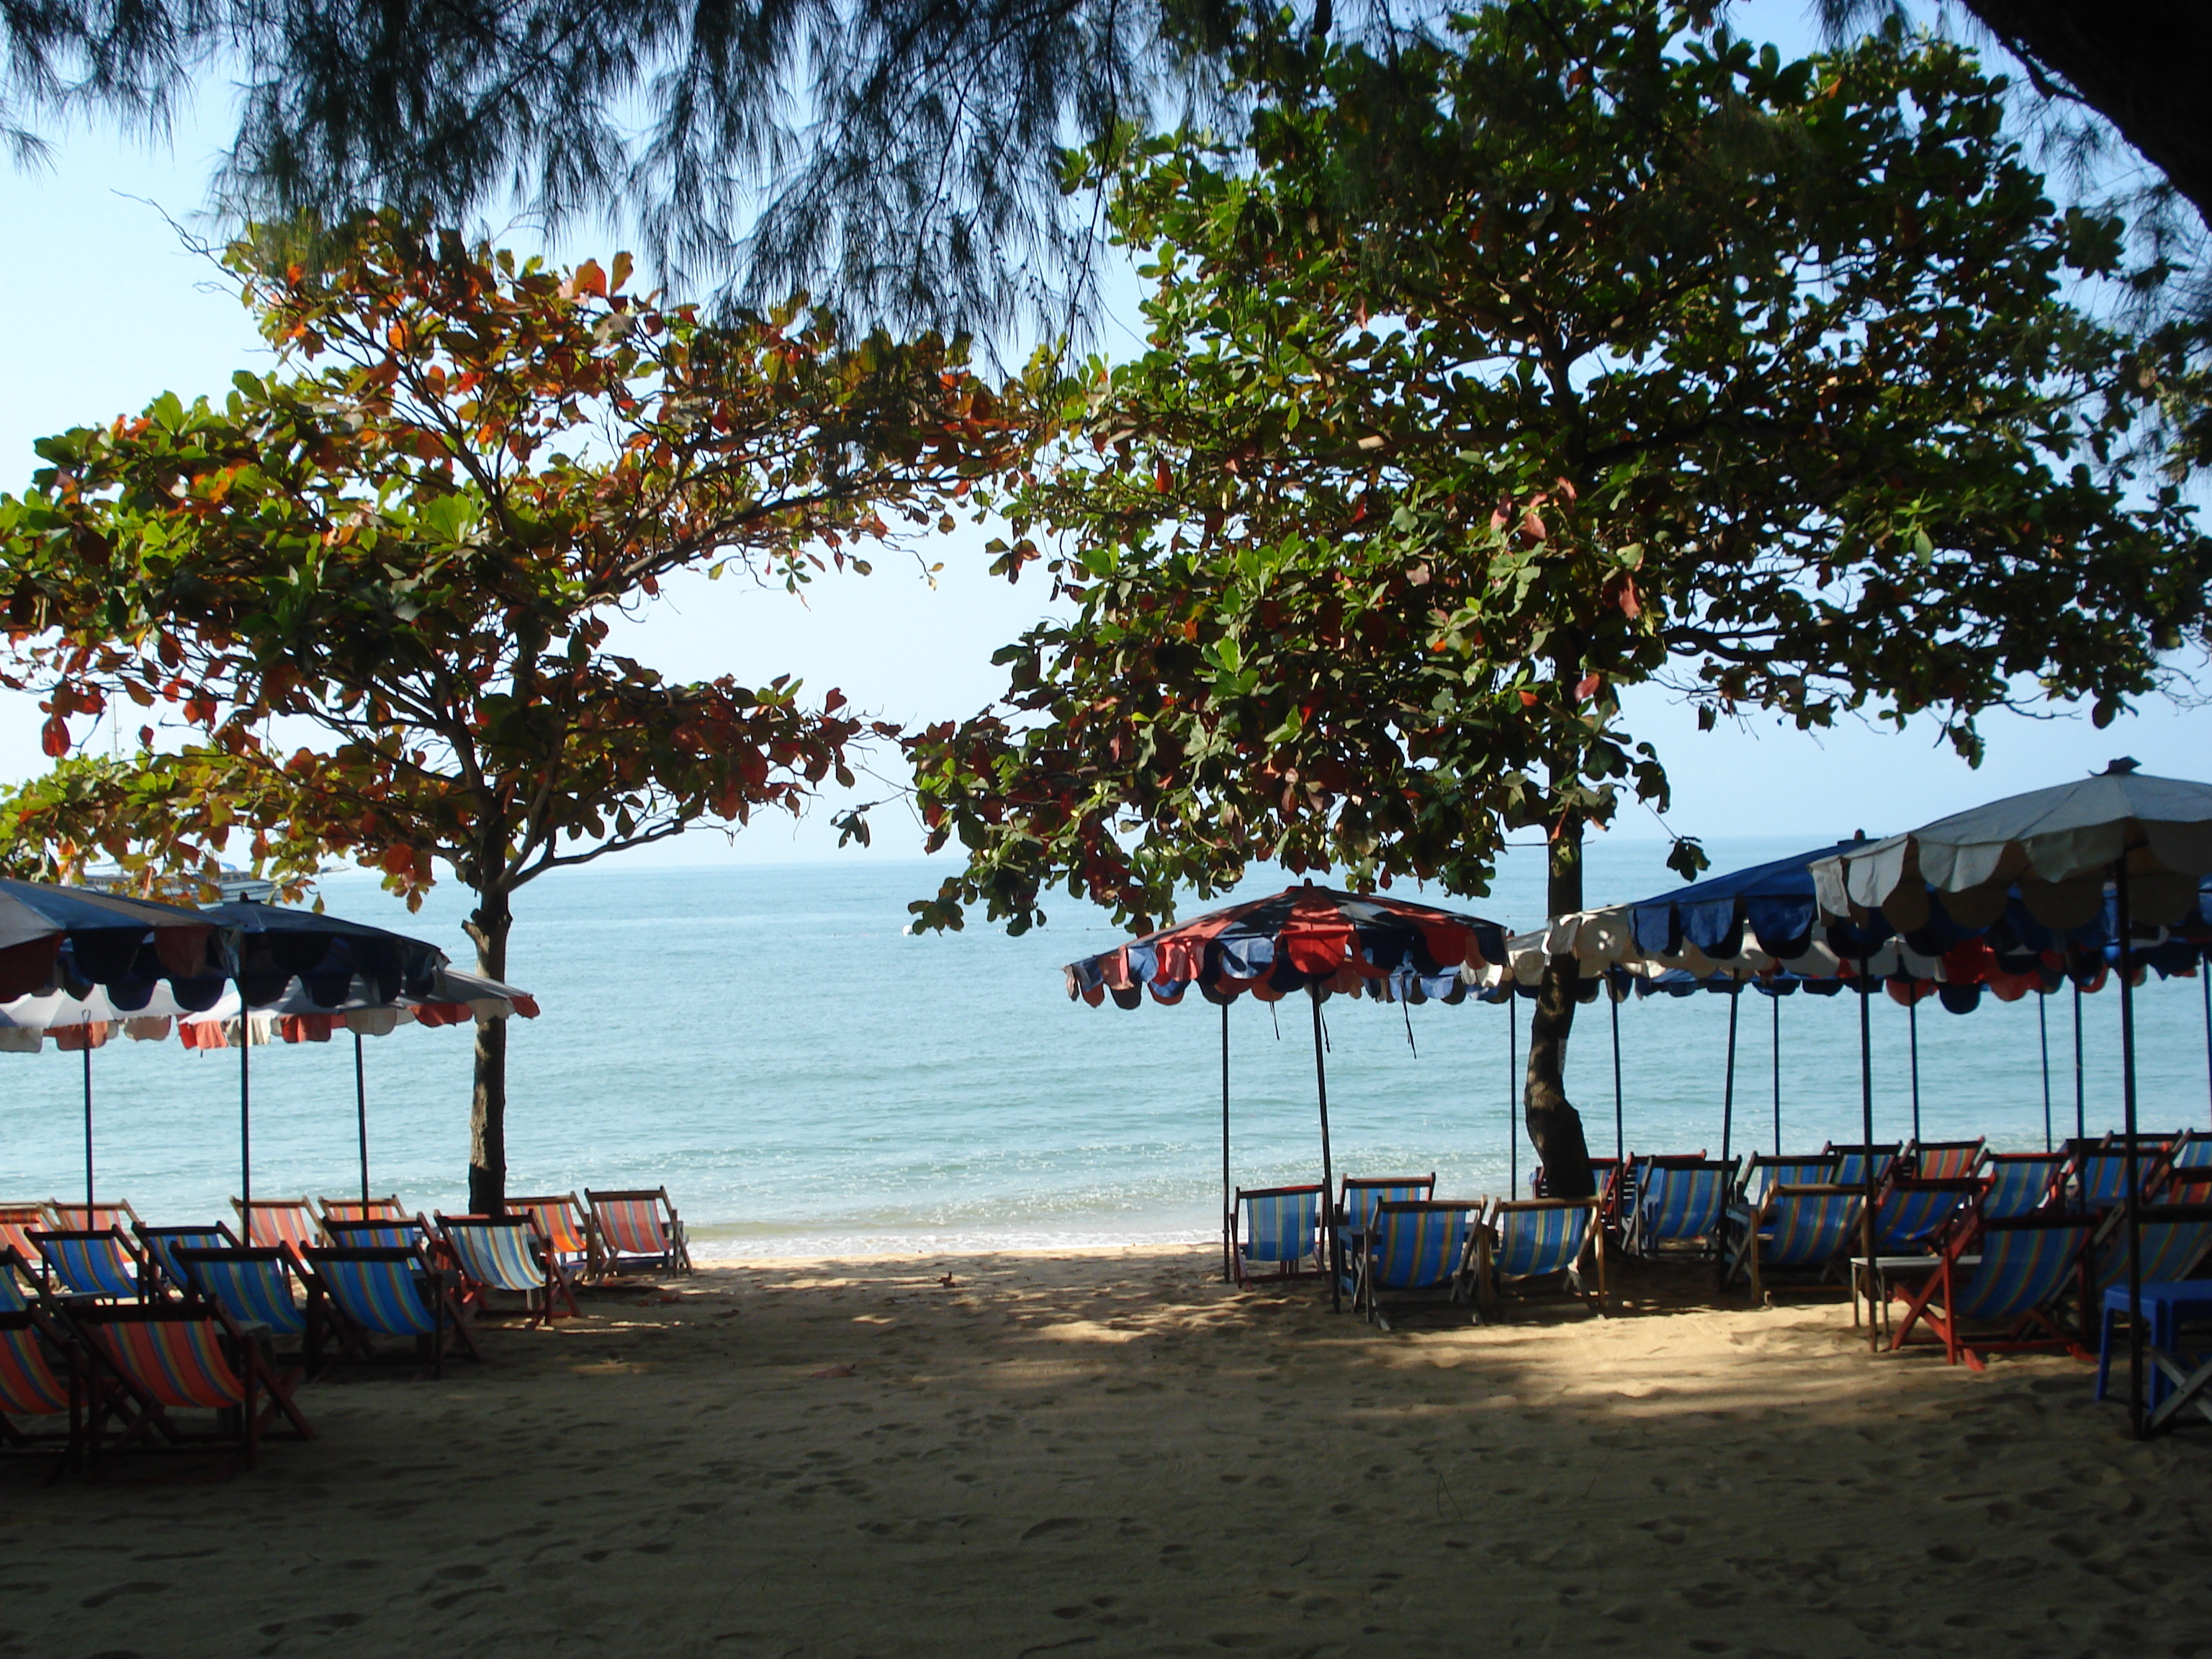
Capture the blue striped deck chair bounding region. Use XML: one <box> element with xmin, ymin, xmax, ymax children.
<box><xmin>1626</xmin><ymin>1159</ymin><xmax>1732</xmax><ymax>1258</ymax></box>
<box><xmin>1729</xmin><ymin>1184</ymin><xmax>1863</xmax><ymax>1299</ymax></box>
<box><xmin>304</xmin><ymin>1245</ymin><xmax>479</xmax><ymax>1377</ymax></box>
<box><xmin>1903</xmin><ymin>1138</ymin><xmax>1985</xmax><ymax>1181</ymax></box>
<box><xmin>1478</xmin><ymin>1199</ymin><xmax>1603</xmax><ymax>1318</ymax></box>
<box><xmin>1981</xmin><ymin>1152</ymin><xmax>2064</xmax><ymax>1219</ymax></box>
<box><xmin>319</xmin><ymin>1195</ymin><xmax>408</xmax><ymax>1226</ymax></box>
<box><xmin>68</xmin><ymin>1300</ymin><xmax>312</xmax><ymax>1473</ymax></box>
<box><xmin>1889</xmin><ymin>1213</ymin><xmax>2095</xmax><ymax>1370</ymax></box>
<box><xmin>1228</xmin><ymin>1184</ymin><xmax>1323</xmax><ymax>1287</ymax></box>
<box><xmin>0</xmin><ymin>1307</ymin><xmax>83</xmax><ymax>1475</ymax></box>
<box><xmin>1736</xmin><ymin>1154</ymin><xmax>1837</xmax><ymax>1209</ymax></box>
<box><xmin>1823</xmin><ymin>1143</ymin><xmax>1900</xmax><ymax>1189</ymax></box>
<box><xmin>437</xmin><ymin>1214</ymin><xmax>582</xmax><ymax>1326</ymax></box>
<box><xmin>31</xmin><ymin>1229</ymin><xmax>148</xmax><ymax>1301</ymax></box>
<box><xmin>1871</xmin><ymin>1178</ymin><xmax>1980</xmax><ymax>1256</ymax></box>
<box><xmin>1334</xmin><ymin>1174</ymin><xmax>1436</xmax><ymax>1293</ymax></box>
<box><xmin>172</xmin><ymin>1247</ymin><xmax>318</xmax><ymax>1363</ymax></box>
<box><xmin>2153</xmin><ymin>1133</ymin><xmax>2212</xmax><ymax>1205</ymax></box>
<box><xmin>135</xmin><ymin>1223</ymin><xmax>240</xmax><ymax>1296</ymax></box>
<box><xmin>1352</xmin><ymin>1200</ymin><xmax>1480</xmax><ymax>1330</ymax></box>
<box><xmin>2085</xmin><ymin>1203</ymin><xmax>2212</xmax><ymax>1302</ymax></box>
<box><xmin>0</xmin><ymin>1249</ymin><xmax>37</xmax><ymax>1313</ymax></box>
<box><xmin>2072</xmin><ymin>1149</ymin><xmax>2159</xmax><ymax>1213</ymax></box>
<box><xmin>322</xmin><ymin>1215</ymin><xmax>430</xmax><ymax>1251</ymax></box>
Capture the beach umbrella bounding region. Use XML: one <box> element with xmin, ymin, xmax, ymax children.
<box><xmin>0</xmin><ymin>883</ymin><xmax>235</xmax><ymax>1208</ymax></box>
<box><xmin>1812</xmin><ymin>760</ymin><xmax>2212</xmax><ymax>1436</ymax></box>
<box><xmin>1065</xmin><ymin>880</ymin><xmax>1506</xmax><ymax>1307</ymax></box>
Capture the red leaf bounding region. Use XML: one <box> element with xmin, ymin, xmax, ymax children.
<box><xmin>1575</xmin><ymin>673</ymin><xmax>1604</xmax><ymax>703</ymax></box>
<box><xmin>40</xmin><ymin>716</ymin><xmax>68</xmax><ymax>757</ymax></box>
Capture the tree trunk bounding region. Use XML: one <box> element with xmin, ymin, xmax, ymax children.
<box><xmin>1524</xmin><ymin>812</ymin><xmax>1597</xmax><ymax>1199</ymax></box>
<box><xmin>466</xmin><ymin>889</ymin><xmax>512</xmax><ymax>1215</ymax></box>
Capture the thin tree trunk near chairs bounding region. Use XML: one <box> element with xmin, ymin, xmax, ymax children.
<box><xmin>1525</xmin><ymin>815</ymin><xmax>1596</xmax><ymax>1201</ymax></box>
<box><xmin>467</xmin><ymin>890</ymin><xmax>513</xmax><ymax>1216</ymax></box>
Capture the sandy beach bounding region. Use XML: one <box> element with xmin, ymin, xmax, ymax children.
<box><xmin>3</xmin><ymin>1246</ymin><xmax>2203</xmax><ymax>1658</ymax></box>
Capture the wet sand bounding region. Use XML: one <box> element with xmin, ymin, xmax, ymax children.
<box><xmin>1</xmin><ymin>1245</ymin><xmax>2202</xmax><ymax>1658</ymax></box>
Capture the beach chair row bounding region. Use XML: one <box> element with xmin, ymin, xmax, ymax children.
<box><xmin>1232</xmin><ymin>1177</ymin><xmax>1606</xmax><ymax>1329</ymax></box>
<box><xmin>0</xmin><ymin>1186</ymin><xmax>691</xmax><ymax>1290</ymax></box>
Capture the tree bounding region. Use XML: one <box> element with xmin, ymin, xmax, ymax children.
<box><xmin>899</xmin><ymin>1</ymin><xmax>2211</xmax><ymax>1195</ymax></box>
<box><xmin>0</xmin><ymin>222</ymin><xmax>1028</xmax><ymax>1210</ymax></box>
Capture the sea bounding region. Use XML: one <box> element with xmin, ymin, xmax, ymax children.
<box><xmin>3</xmin><ymin>836</ymin><xmax>2207</xmax><ymax>1258</ymax></box>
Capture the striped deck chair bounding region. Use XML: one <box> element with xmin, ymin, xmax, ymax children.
<box><xmin>1334</xmin><ymin>1174</ymin><xmax>1437</xmax><ymax>1292</ymax></box>
<box><xmin>322</xmin><ymin>1216</ymin><xmax>429</xmax><ymax>1251</ymax></box>
<box><xmin>2154</xmin><ymin>1133</ymin><xmax>2212</xmax><ymax>1205</ymax></box>
<box><xmin>437</xmin><ymin>1215</ymin><xmax>580</xmax><ymax>1326</ymax></box>
<box><xmin>48</xmin><ymin>1200</ymin><xmax>145</xmax><ymax>1233</ymax></box>
<box><xmin>1352</xmin><ymin>1200</ymin><xmax>1481</xmax><ymax>1330</ymax></box>
<box><xmin>1728</xmin><ymin>1184</ymin><xmax>1863</xmax><ymax>1300</ymax></box>
<box><xmin>0</xmin><ymin>1249</ymin><xmax>36</xmax><ymax>1312</ymax></box>
<box><xmin>32</xmin><ymin>1228</ymin><xmax>148</xmax><ymax>1301</ymax></box>
<box><xmin>0</xmin><ymin>1205</ymin><xmax>45</xmax><ymax>1274</ymax></box>
<box><xmin>1889</xmin><ymin>1213</ymin><xmax>2095</xmax><ymax>1370</ymax></box>
<box><xmin>1230</xmin><ymin>1184</ymin><xmax>1323</xmax><ymax>1286</ymax></box>
<box><xmin>319</xmin><ymin>1195</ymin><xmax>408</xmax><ymax>1226</ymax></box>
<box><xmin>69</xmin><ymin>1301</ymin><xmax>312</xmax><ymax>1474</ymax></box>
<box><xmin>1823</xmin><ymin>1143</ymin><xmax>1900</xmax><ymax>1189</ymax></box>
<box><xmin>1871</xmin><ymin>1178</ymin><xmax>1981</xmax><ymax>1255</ymax></box>
<box><xmin>0</xmin><ymin>1308</ymin><xmax>82</xmax><ymax>1475</ymax></box>
<box><xmin>1477</xmin><ymin>1199</ymin><xmax>1603</xmax><ymax>1318</ymax></box>
<box><xmin>1982</xmin><ymin>1152</ymin><xmax>2065</xmax><ymax>1219</ymax></box>
<box><xmin>135</xmin><ymin>1223</ymin><xmax>241</xmax><ymax>1296</ymax></box>
<box><xmin>585</xmin><ymin>1188</ymin><xmax>692</xmax><ymax>1277</ymax></box>
<box><xmin>1904</xmin><ymin>1138</ymin><xmax>1986</xmax><ymax>1181</ymax></box>
<box><xmin>1736</xmin><ymin>1154</ymin><xmax>1837</xmax><ymax>1209</ymax></box>
<box><xmin>1531</xmin><ymin>1158</ymin><xmax>1619</xmax><ymax>1202</ymax></box>
<box><xmin>2071</xmin><ymin>1150</ymin><xmax>2161</xmax><ymax>1214</ymax></box>
<box><xmin>172</xmin><ymin>1248</ymin><xmax>319</xmax><ymax>1364</ymax></box>
<box><xmin>510</xmin><ymin>1194</ymin><xmax>595</xmax><ymax>1277</ymax></box>
<box><xmin>1625</xmin><ymin>1159</ymin><xmax>1733</xmax><ymax>1259</ymax></box>
<box><xmin>233</xmin><ymin>1197</ymin><xmax>321</xmax><ymax>1258</ymax></box>
<box><xmin>304</xmin><ymin>1246</ymin><xmax>479</xmax><ymax>1377</ymax></box>
<box><xmin>2084</xmin><ymin>1204</ymin><xmax>2212</xmax><ymax>1303</ymax></box>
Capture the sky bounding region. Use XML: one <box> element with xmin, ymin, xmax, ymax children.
<box><xmin>0</xmin><ymin>3</ymin><xmax>2206</xmax><ymax>886</ymax></box>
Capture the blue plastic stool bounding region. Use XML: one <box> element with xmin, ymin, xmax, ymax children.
<box><xmin>2096</xmin><ymin>1281</ymin><xmax>2212</xmax><ymax>1406</ymax></box>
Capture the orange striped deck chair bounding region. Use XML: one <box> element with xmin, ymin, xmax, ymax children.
<box><xmin>69</xmin><ymin>1301</ymin><xmax>313</xmax><ymax>1473</ymax></box>
<box><xmin>0</xmin><ymin>1206</ymin><xmax>48</xmax><ymax>1280</ymax></box>
<box><xmin>585</xmin><ymin>1188</ymin><xmax>691</xmax><ymax>1277</ymax></box>
<box><xmin>0</xmin><ymin>1308</ymin><xmax>82</xmax><ymax>1475</ymax></box>
<box><xmin>47</xmin><ymin>1200</ymin><xmax>146</xmax><ymax>1233</ymax></box>
<box><xmin>319</xmin><ymin>1195</ymin><xmax>409</xmax><ymax>1226</ymax></box>
<box><xmin>1</xmin><ymin>1248</ymin><xmax>37</xmax><ymax>1313</ymax></box>
<box><xmin>509</xmin><ymin>1194</ymin><xmax>595</xmax><ymax>1277</ymax></box>
<box><xmin>1903</xmin><ymin>1138</ymin><xmax>1986</xmax><ymax>1181</ymax></box>
<box><xmin>232</xmin><ymin>1197</ymin><xmax>321</xmax><ymax>1257</ymax></box>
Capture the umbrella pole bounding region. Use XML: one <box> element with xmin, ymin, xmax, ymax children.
<box><xmin>1610</xmin><ymin>986</ymin><xmax>1624</xmax><ymax>1164</ymax></box>
<box><xmin>1858</xmin><ymin>958</ymin><xmax>1876</xmax><ymax>1350</ymax></box>
<box><xmin>2039</xmin><ymin>990</ymin><xmax>2054</xmax><ymax>1154</ymax></box>
<box><xmin>356</xmin><ymin>1030</ymin><xmax>371</xmax><ymax>1207</ymax></box>
<box><xmin>1908</xmin><ymin>997</ymin><xmax>1921</xmax><ymax>1144</ymax></box>
<box><xmin>240</xmin><ymin>1019</ymin><xmax>252</xmax><ymax>1226</ymax></box>
<box><xmin>1771</xmin><ymin>990</ymin><xmax>1782</xmax><ymax>1154</ymax></box>
<box><xmin>2073</xmin><ymin>979</ymin><xmax>2086</xmax><ymax>1142</ymax></box>
<box><xmin>1720</xmin><ymin>980</ymin><xmax>1739</xmax><ymax>1168</ymax></box>
<box><xmin>2118</xmin><ymin>863</ymin><xmax>2144</xmax><ymax>1439</ymax></box>
<box><xmin>82</xmin><ymin>1041</ymin><xmax>94</xmax><ymax>1210</ymax></box>
<box><xmin>1220</xmin><ymin>1001</ymin><xmax>1231</xmax><ymax>1285</ymax></box>
<box><xmin>1508</xmin><ymin>992</ymin><xmax>1519</xmax><ymax>1195</ymax></box>
<box><xmin>2202</xmin><ymin>965</ymin><xmax>2210</xmax><ymax>1130</ymax></box>
<box><xmin>1308</xmin><ymin>986</ymin><xmax>1337</xmax><ymax>1313</ymax></box>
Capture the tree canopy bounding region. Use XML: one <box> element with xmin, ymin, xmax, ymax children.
<box><xmin>0</xmin><ymin>222</ymin><xmax>1029</xmax><ymax>1206</ymax></box>
<box><xmin>900</xmin><ymin>1</ymin><xmax>2211</xmax><ymax>1190</ymax></box>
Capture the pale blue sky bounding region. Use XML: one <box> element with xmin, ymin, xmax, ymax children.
<box><xmin>0</xmin><ymin>1</ymin><xmax>2205</xmax><ymax>878</ymax></box>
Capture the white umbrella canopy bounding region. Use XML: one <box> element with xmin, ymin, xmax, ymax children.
<box><xmin>1811</xmin><ymin>761</ymin><xmax>2212</xmax><ymax>932</ymax></box>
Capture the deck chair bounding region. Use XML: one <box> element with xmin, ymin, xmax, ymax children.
<box><xmin>1</xmin><ymin>1247</ymin><xmax>42</xmax><ymax>1312</ymax></box>
<box><xmin>1230</xmin><ymin>1184</ymin><xmax>1324</xmax><ymax>1286</ymax></box>
<box><xmin>2072</xmin><ymin>1149</ymin><xmax>2157</xmax><ymax>1213</ymax></box>
<box><xmin>135</xmin><ymin>1223</ymin><xmax>241</xmax><ymax>1295</ymax></box>
<box><xmin>1903</xmin><ymin>1138</ymin><xmax>1986</xmax><ymax>1180</ymax></box>
<box><xmin>1824</xmin><ymin>1143</ymin><xmax>1900</xmax><ymax>1188</ymax></box>
<box><xmin>2084</xmin><ymin>1203</ymin><xmax>2212</xmax><ymax>1302</ymax></box>
<box><xmin>1625</xmin><ymin>1159</ymin><xmax>1733</xmax><ymax>1258</ymax></box>
<box><xmin>1532</xmin><ymin>1158</ymin><xmax>1619</xmax><ymax>1202</ymax></box>
<box><xmin>509</xmin><ymin>1194</ymin><xmax>595</xmax><ymax>1277</ymax></box>
<box><xmin>321</xmin><ymin>1215</ymin><xmax>429</xmax><ymax>1251</ymax></box>
<box><xmin>47</xmin><ymin>1200</ymin><xmax>145</xmax><ymax>1233</ymax></box>
<box><xmin>318</xmin><ymin>1195</ymin><xmax>408</xmax><ymax>1225</ymax></box>
<box><xmin>232</xmin><ymin>1197</ymin><xmax>321</xmax><ymax>1257</ymax></box>
<box><xmin>69</xmin><ymin>1300</ymin><xmax>312</xmax><ymax>1474</ymax></box>
<box><xmin>1727</xmin><ymin>1184</ymin><xmax>1863</xmax><ymax>1299</ymax></box>
<box><xmin>1889</xmin><ymin>1213</ymin><xmax>2095</xmax><ymax>1370</ymax></box>
<box><xmin>1982</xmin><ymin>1152</ymin><xmax>2065</xmax><ymax>1218</ymax></box>
<box><xmin>0</xmin><ymin>1308</ymin><xmax>82</xmax><ymax>1477</ymax></box>
<box><xmin>1477</xmin><ymin>1199</ymin><xmax>1603</xmax><ymax>1318</ymax></box>
<box><xmin>585</xmin><ymin>1188</ymin><xmax>692</xmax><ymax>1277</ymax></box>
<box><xmin>0</xmin><ymin>1205</ymin><xmax>45</xmax><ymax>1273</ymax></box>
<box><xmin>32</xmin><ymin>1228</ymin><xmax>148</xmax><ymax>1300</ymax></box>
<box><xmin>2154</xmin><ymin>1133</ymin><xmax>2212</xmax><ymax>1205</ymax></box>
<box><xmin>1735</xmin><ymin>1154</ymin><xmax>1837</xmax><ymax>1208</ymax></box>
<box><xmin>172</xmin><ymin>1247</ymin><xmax>320</xmax><ymax>1370</ymax></box>
<box><xmin>1352</xmin><ymin>1200</ymin><xmax>1480</xmax><ymax>1330</ymax></box>
<box><xmin>305</xmin><ymin>1245</ymin><xmax>479</xmax><ymax>1377</ymax></box>
<box><xmin>436</xmin><ymin>1215</ymin><xmax>580</xmax><ymax>1326</ymax></box>
<box><xmin>1870</xmin><ymin>1178</ymin><xmax>1981</xmax><ymax>1255</ymax></box>
<box><xmin>1333</xmin><ymin>1174</ymin><xmax>1437</xmax><ymax>1290</ymax></box>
